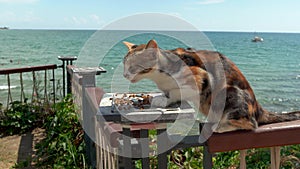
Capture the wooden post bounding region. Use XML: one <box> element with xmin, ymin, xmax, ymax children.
<box><xmin>240</xmin><ymin>150</ymin><xmax>247</xmax><ymax>169</ymax></box>
<box><xmin>157</xmin><ymin>129</ymin><xmax>168</xmax><ymax>169</ymax></box>
<box><xmin>140</xmin><ymin>129</ymin><xmax>150</xmax><ymax>169</ymax></box>
<box><xmin>203</xmin><ymin>145</ymin><xmax>213</xmax><ymax>169</ymax></box>
<box><xmin>122</xmin><ymin>127</ymin><xmax>134</xmax><ymax>169</ymax></box>
<box><xmin>270</xmin><ymin>147</ymin><xmax>281</xmax><ymax>169</ymax></box>
<box><xmin>57</xmin><ymin>56</ymin><xmax>77</xmax><ymax>97</ymax></box>
<box><xmin>68</xmin><ymin>66</ymin><xmax>106</xmax><ymax>169</ymax></box>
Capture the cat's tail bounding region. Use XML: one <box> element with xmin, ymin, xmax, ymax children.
<box><xmin>258</xmin><ymin>110</ymin><xmax>300</xmax><ymax>125</ymax></box>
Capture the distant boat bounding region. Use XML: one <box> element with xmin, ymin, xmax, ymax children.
<box><xmin>0</xmin><ymin>27</ymin><xmax>9</xmax><ymax>30</ymax></box>
<box><xmin>252</xmin><ymin>36</ymin><xmax>263</xmax><ymax>42</ymax></box>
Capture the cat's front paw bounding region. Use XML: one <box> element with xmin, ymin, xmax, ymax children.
<box><xmin>151</xmin><ymin>95</ymin><xmax>168</xmax><ymax>108</ymax></box>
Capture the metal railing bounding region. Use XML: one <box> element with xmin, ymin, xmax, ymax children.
<box><xmin>0</xmin><ymin>64</ymin><xmax>57</xmax><ymax>108</ymax></box>
<box><xmin>0</xmin><ymin>56</ymin><xmax>77</xmax><ymax>108</ymax></box>
<box><xmin>58</xmin><ymin>56</ymin><xmax>78</xmax><ymax>97</ymax></box>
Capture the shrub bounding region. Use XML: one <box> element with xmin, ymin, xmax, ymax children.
<box><xmin>0</xmin><ymin>101</ymin><xmax>43</xmax><ymax>136</ymax></box>
<box><xmin>35</xmin><ymin>96</ymin><xmax>87</xmax><ymax>169</ymax></box>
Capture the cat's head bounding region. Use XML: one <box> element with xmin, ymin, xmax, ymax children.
<box><xmin>123</xmin><ymin>39</ymin><xmax>159</xmax><ymax>83</ymax></box>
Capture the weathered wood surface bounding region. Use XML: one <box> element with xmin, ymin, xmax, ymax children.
<box><xmin>207</xmin><ymin>120</ymin><xmax>300</xmax><ymax>153</ymax></box>
<box><xmin>82</xmin><ymin>84</ymin><xmax>300</xmax><ymax>169</ymax></box>
<box><xmin>67</xmin><ymin>65</ymin><xmax>106</xmax><ymax>75</ymax></box>
<box><xmin>0</xmin><ymin>64</ymin><xmax>57</xmax><ymax>74</ymax></box>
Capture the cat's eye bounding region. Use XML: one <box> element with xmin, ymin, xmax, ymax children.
<box><xmin>131</xmin><ymin>45</ymin><xmax>138</xmax><ymax>49</ymax></box>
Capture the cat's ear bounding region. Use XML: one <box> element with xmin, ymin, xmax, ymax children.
<box><xmin>146</xmin><ymin>39</ymin><xmax>158</xmax><ymax>49</ymax></box>
<box><xmin>123</xmin><ymin>41</ymin><xmax>136</xmax><ymax>50</ymax></box>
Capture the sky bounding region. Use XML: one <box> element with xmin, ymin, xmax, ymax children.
<box><xmin>0</xmin><ymin>0</ymin><xmax>300</xmax><ymax>32</ymax></box>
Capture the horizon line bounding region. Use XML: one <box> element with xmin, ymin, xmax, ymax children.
<box><xmin>4</xmin><ymin>28</ymin><xmax>300</xmax><ymax>34</ymax></box>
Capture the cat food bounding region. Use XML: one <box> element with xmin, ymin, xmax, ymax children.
<box><xmin>113</xmin><ymin>93</ymin><xmax>153</xmax><ymax>111</ymax></box>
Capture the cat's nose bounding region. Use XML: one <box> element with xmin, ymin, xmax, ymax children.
<box><xmin>123</xmin><ymin>72</ymin><xmax>130</xmax><ymax>79</ymax></box>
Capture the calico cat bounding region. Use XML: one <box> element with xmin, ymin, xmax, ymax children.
<box><xmin>123</xmin><ymin>39</ymin><xmax>300</xmax><ymax>133</ymax></box>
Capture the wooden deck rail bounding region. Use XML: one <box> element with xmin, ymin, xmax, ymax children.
<box><xmin>207</xmin><ymin>121</ymin><xmax>300</xmax><ymax>152</ymax></box>
<box><xmin>68</xmin><ymin>65</ymin><xmax>107</xmax><ymax>168</ymax></box>
<box><xmin>206</xmin><ymin>120</ymin><xmax>300</xmax><ymax>169</ymax></box>
<box><xmin>57</xmin><ymin>56</ymin><xmax>77</xmax><ymax>97</ymax></box>
<box><xmin>69</xmin><ymin>65</ymin><xmax>300</xmax><ymax>169</ymax></box>
<box><xmin>0</xmin><ymin>64</ymin><xmax>58</xmax><ymax>107</ymax></box>
<box><xmin>0</xmin><ymin>64</ymin><xmax>57</xmax><ymax>75</ymax></box>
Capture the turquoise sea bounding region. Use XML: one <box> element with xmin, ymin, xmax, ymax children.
<box><xmin>0</xmin><ymin>30</ymin><xmax>299</xmax><ymax>113</ymax></box>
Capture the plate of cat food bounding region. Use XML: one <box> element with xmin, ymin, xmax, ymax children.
<box><xmin>111</xmin><ymin>93</ymin><xmax>179</xmax><ymax>113</ymax></box>
<box><xmin>112</xmin><ymin>93</ymin><xmax>153</xmax><ymax>111</ymax></box>
<box><xmin>100</xmin><ymin>93</ymin><xmax>184</xmax><ymax>113</ymax></box>
<box><xmin>99</xmin><ymin>92</ymin><xmax>195</xmax><ymax>123</ymax></box>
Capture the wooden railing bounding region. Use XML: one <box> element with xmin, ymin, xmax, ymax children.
<box><xmin>0</xmin><ymin>64</ymin><xmax>58</xmax><ymax>108</ymax></box>
<box><xmin>69</xmin><ymin>65</ymin><xmax>300</xmax><ymax>169</ymax></box>
<box><xmin>0</xmin><ymin>56</ymin><xmax>78</xmax><ymax>109</ymax></box>
<box><xmin>1</xmin><ymin>58</ymin><xmax>299</xmax><ymax>168</ymax></box>
<box><xmin>67</xmin><ymin>65</ymin><xmax>107</xmax><ymax>168</ymax></box>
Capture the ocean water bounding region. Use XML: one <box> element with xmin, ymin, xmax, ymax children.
<box><xmin>0</xmin><ymin>30</ymin><xmax>299</xmax><ymax>113</ymax></box>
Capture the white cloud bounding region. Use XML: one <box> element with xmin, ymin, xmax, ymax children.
<box><xmin>71</xmin><ymin>16</ymin><xmax>87</xmax><ymax>25</ymax></box>
<box><xmin>104</xmin><ymin>13</ymin><xmax>199</xmax><ymax>31</ymax></box>
<box><xmin>23</xmin><ymin>11</ymin><xmax>41</xmax><ymax>22</ymax></box>
<box><xmin>64</xmin><ymin>14</ymin><xmax>103</xmax><ymax>27</ymax></box>
<box><xmin>197</xmin><ymin>0</ymin><xmax>224</xmax><ymax>5</ymax></box>
<box><xmin>89</xmin><ymin>14</ymin><xmax>102</xmax><ymax>24</ymax></box>
<box><xmin>0</xmin><ymin>0</ymin><xmax>38</xmax><ymax>3</ymax></box>
<box><xmin>0</xmin><ymin>11</ymin><xmax>41</xmax><ymax>23</ymax></box>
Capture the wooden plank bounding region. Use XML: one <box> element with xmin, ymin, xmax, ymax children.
<box><xmin>140</xmin><ymin>129</ymin><xmax>150</xmax><ymax>169</ymax></box>
<box><xmin>270</xmin><ymin>147</ymin><xmax>281</xmax><ymax>169</ymax></box>
<box><xmin>157</xmin><ymin>129</ymin><xmax>168</xmax><ymax>169</ymax></box>
<box><xmin>207</xmin><ymin>120</ymin><xmax>300</xmax><ymax>153</ymax></box>
<box><xmin>102</xmin><ymin>122</ymin><xmax>140</xmax><ymax>147</ymax></box>
<box><xmin>0</xmin><ymin>64</ymin><xmax>57</xmax><ymax>75</ymax></box>
<box><xmin>122</xmin><ymin>128</ymin><xmax>134</xmax><ymax>169</ymax></box>
<box><xmin>203</xmin><ymin>145</ymin><xmax>213</xmax><ymax>169</ymax></box>
<box><xmin>57</xmin><ymin>55</ymin><xmax>77</xmax><ymax>61</ymax></box>
<box><xmin>67</xmin><ymin>65</ymin><xmax>106</xmax><ymax>75</ymax></box>
<box><xmin>85</xmin><ymin>87</ymin><xmax>105</xmax><ymax>107</ymax></box>
<box><xmin>240</xmin><ymin>150</ymin><xmax>247</xmax><ymax>169</ymax></box>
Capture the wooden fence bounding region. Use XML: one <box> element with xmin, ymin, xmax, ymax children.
<box><xmin>0</xmin><ymin>60</ymin><xmax>300</xmax><ymax>169</ymax></box>
<box><xmin>0</xmin><ymin>64</ymin><xmax>58</xmax><ymax>108</ymax></box>
<box><xmin>1</xmin><ymin>60</ymin><xmax>299</xmax><ymax>168</ymax></box>
<box><xmin>69</xmin><ymin>65</ymin><xmax>300</xmax><ymax>169</ymax></box>
<box><xmin>0</xmin><ymin>56</ymin><xmax>78</xmax><ymax>109</ymax></box>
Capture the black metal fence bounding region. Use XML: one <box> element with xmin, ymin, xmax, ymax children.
<box><xmin>0</xmin><ymin>56</ymin><xmax>77</xmax><ymax>108</ymax></box>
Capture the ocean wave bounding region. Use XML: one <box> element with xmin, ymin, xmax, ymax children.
<box><xmin>0</xmin><ymin>85</ymin><xmax>17</xmax><ymax>90</ymax></box>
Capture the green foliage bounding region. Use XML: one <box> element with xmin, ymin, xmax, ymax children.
<box><xmin>281</xmin><ymin>145</ymin><xmax>300</xmax><ymax>168</ymax></box>
<box><xmin>246</xmin><ymin>147</ymin><xmax>300</xmax><ymax>169</ymax></box>
<box><xmin>0</xmin><ymin>101</ymin><xmax>43</xmax><ymax>136</ymax></box>
<box><xmin>134</xmin><ymin>140</ymin><xmax>300</xmax><ymax>169</ymax></box>
<box><xmin>0</xmin><ymin>97</ymin><xmax>88</xmax><ymax>168</ymax></box>
<box><xmin>35</xmin><ymin>96</ymin><xmax>87</xmax><ymax>169</ymax></box>
<box><xmin>2</xmin><ymin>98</ymin><xmax>299</xmax><ymax>169</ymax></box>
<box><xmin>169</xmin><ymin>147</ymin><xmax>204</xmax><ymax>169</ymax></box>
<box><xmin>13</xmin><ymin>158</ymin><xmax>30</xmax><ymax>168</ymax></box>
<box><xmin>245</xmin><ymin>148</ymin><xmax>270</xmax><ymax>169</ymax></box>
<box><xmin>165</xmin><ymin>146</ymin><xmax>300</xmax><ymax>169</ymax></box>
